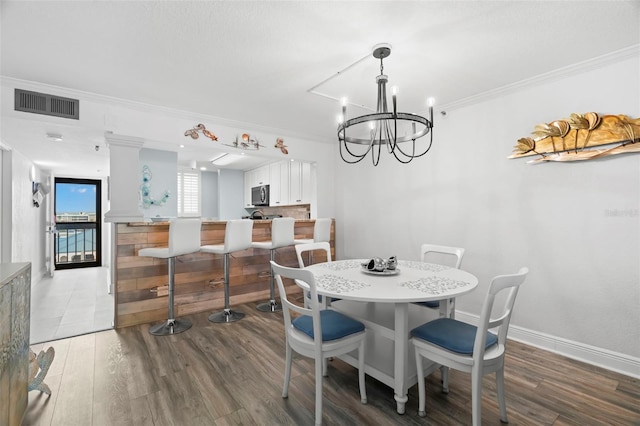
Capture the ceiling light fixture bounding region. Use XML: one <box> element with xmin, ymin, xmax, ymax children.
<box><xmin>337</xmin><ymin>43</ymin><xmax>434</xmax><ymax>166</ymax></box>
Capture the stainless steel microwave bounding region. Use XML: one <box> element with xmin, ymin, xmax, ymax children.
<box><xmin>251</xmin><ymin>184</ymin><xmax>270</xmax><ymax>206</ymax></box>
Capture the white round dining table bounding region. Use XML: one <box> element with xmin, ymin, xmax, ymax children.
<box><xmin>304</xmin><ymin>259</ymin><xmax>478</xmax><ymax>414</ymax></box>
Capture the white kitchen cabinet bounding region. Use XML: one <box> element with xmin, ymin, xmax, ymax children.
<box><xmin>245</xmin><ymin>160</ymin><xmax>311</xmax><ymax>207</ymax></box>
<box><xmin>269</xmin><ymin>161</ymin><xmax>289</xmax><ymax>206</ymax></box>
<box><xmin>254</xmin><ymin>165</ymin><xmax>270</xmax><ymax>186</ymax></box>
<box><xmin>243</xmin><ymin>169</ymin><xmax>256</xmax><ymax>207</ymax></box>
<box><xmin>289</xmin><ymin>160</ymin><xmax>311</xmax><ymax>205</ymax></box>
<box><xmin>244</xmin><ymin>164</ymin><xmax>271</xmax><ymax>207</ymax></box>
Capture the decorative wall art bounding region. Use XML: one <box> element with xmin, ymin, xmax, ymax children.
<box><xmin>182</xmin><ymin>123</ymin><xmax>289</xmax><ymax>155</ymax></box>
<box><xmin>509</xmin><ymin>113</ymin><xmax>640</xmax><ymax>164</ymax></box>
<box><xmin>184</xmin><ymin>123</ymin><xmax>218</xmax><ymax>141</ymax></box>
<box><xmin>274</xmin><ymin>137</ymin><xmax>288</xmax><ymax>154</ymax></box>
<box><xmin>140</xmin><ymin>165</ymin><xmax>170</xmax><ymax>209</ymax></box>
<box><xmin>234</xmin><ymin>133</ymin><xmax>264</xmax><ymax>150</ymax></box>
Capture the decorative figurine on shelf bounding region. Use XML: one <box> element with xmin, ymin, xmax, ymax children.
<box><xmin>28</xmin><ymin>347</ymin><xmax>55</xmax><ymax>395</ymax></box>
<box><xmin>184</xmin><ymin>123</ymin><xmax>218</xmax><ymax>141</ymax></box>
<box><xmin>275</xmin><ymin>137</ymin><xmax>288</xmax><ymax>154</ymax></box>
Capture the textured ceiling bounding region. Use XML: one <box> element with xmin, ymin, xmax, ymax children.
<box><xmin>1</xmin><ymin>1</ymin><xmax>639</xmax><ymax>176</ymax></box>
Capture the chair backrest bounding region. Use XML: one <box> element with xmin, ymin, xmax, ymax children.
<box><xmin>420</xmin><ymin>243</ymin><xmax>465</xmax><ymax>269</ymax></box>
<box><xmin>295</xmin><ymin>242</ymin><xmax>332</xmax><ymax>268</ymax></box>
<box><xmin>473</xmin><ymin>267</ymin><xmax>528</xmax><ymax>358</ymax></box>
<box><xmin>313</xmin><ymin>218</ymin><xmax>332</xmax><ymax>243</ymax></box>
<box><xmin>224</xmin><ymin>219</ymin><xmax>254</xmax><ymax>252</ymax></box>
<box><xmin>168</xmin><ymin>217</ymin><xmax>202</xmax><ymax>257</ymax></box>
<box><xmin>271</xmin><ymin>260</ymin><xmax>323</xmax><ymax>351</ymax></box>
<box><xmin>271</xmin><ymin>217</ymin><xmax>296</xmax><ymax>248</ymax></box>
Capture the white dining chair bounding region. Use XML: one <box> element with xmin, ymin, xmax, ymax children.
<box><xmin>411</xmin><ymin>267</ymin><xmax>529</xmax><ymax>426</ymax></box>
<box><xmin>414</xmin><ymin>244</ymin><xmax>466</xmax><ymax>315</ymax></box>
<box><xmin>295</xmin><ymin>241</ymin><xmax>332</xmax><ymax>309</ymax></box>
<box><xmin>270</xmin><ymin>260</ymin><xmax>367</xmax><ymax>426</ymax></box>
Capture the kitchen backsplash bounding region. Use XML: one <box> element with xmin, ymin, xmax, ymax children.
<box><xmin>250</xmin><ymin>204</ymin><xmax>310</xmax><ymax>219</ymax></box>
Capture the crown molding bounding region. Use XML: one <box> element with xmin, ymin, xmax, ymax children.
<box><xmin>0</xmin><ymin>76</ymin><xmax>325</xmax><ymax>144</ymax></box>
<box><xmin>440</xmin><ymin>44</ymin><xmax>640</xmax><ymax>113</ymax></box>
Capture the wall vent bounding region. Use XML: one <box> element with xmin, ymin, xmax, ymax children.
<box><xmin>14</xmin><ymin>89</ymin><xmax>79</xmax><ymax>120</ymax></box>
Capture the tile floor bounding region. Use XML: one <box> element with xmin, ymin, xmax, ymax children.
<box><xmin>29</xmin><ymin>266</ymin><xmax>114</xmax><ymax>344</ymax></box>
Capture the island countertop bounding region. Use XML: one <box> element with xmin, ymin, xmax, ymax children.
<box><xmin>113</xmin><ymin>218</ymin><xmax>334</xmax><ymax>328</ymax></box>
<box><xmin>127</xmin><ymin>218</ymin><xmax>318</xmax><ymax>226</ymax></box>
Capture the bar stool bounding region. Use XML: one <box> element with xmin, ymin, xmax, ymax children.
<box><xmin>201</xmin><ymin>219</ymin><xmax>254</xmax><ymax>323</ymax></box>
<box><xmin>294</xmin><ymin>218</ymin><xmax>332</xmax><ymax>245</ymax></box>
<box><xmin>138</xmin><ymin>217</ymin><xmax>202</xmax><ymax>336</ymax></box>
<box><xmin>251</xmin><ymin>217</ymin><xmax>295</xmax><ymax>312</ymax></box>
<box><xmin>294</xmin><ymin>218</ymin><xmax>332</xmax><ymax>266</ymax></box>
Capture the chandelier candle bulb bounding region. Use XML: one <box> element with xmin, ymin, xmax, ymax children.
<box><xmin>392</xmin><ymin>87</ymin><xmax>397</xmax><ymax>117</ymax></box>
<box><xmin>341</xmin><ymin>97</ymin><xmax>348</xmax><ymax>120</ymax></box>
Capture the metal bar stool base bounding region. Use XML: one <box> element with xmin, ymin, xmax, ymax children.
<box><xmin>149</xmin><ymin>319</ymin><xmax>192</xmax><ymax>336</ymax></box>
<box><xmin>209</xmin><ymin>309</ymin><xmax>245</xmax><ymax>323</ymax></box>
<box><xmin>256</xmin><ymin>300</ymin><xmax>282</xmax><ymax>312</ymax></box>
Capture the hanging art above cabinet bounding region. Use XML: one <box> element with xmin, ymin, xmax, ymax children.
<box><xmin>509</xmin><ymin>113</ymin><xmax>640</xmax><ymax>164</ymax></box>
<box><xmin>183</xmin><ymin>123</ymin><xmax>289</xmax><ymax>155</ymax></box>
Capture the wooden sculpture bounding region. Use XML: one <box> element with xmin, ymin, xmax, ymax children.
<box><xmin>509</xmin><ymin>113</ymin><xmax>640</xmax><ymax>164</ymax></box>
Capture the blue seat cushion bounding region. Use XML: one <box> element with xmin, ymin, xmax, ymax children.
<box><xmin>414</xmin><ymin>300</ymin><xmax>440</xmax><ymax>308</ymax></box>
<box><xmin>411</xmin><ymin>318</ymin><xmax>498</xmax><ymax>355</ymax></box>
<box><xmin>293</xmin><ymin>310</ymin><xmax>365</xmax><ymax>341</ymax></box>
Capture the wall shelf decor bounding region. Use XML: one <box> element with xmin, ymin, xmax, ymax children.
<box><xmin>183</xmin><ymin>123</ymin><xmax>288</xmax><ymax>155</ymax></box>
<box><xmin>509</xmin><ymin>113</ymin><xmax>640</xmax><ymax>164</ymax></box>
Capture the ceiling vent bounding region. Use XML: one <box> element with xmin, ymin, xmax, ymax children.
<box><xmin>14</xmin><ymin>89</ymin><xmax>79</xmax><ymax>120</ymax></box>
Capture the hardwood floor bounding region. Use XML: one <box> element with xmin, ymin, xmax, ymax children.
<box><xmin>25</xmin><ymin>303</ymin><xmax>640</xmax><ymax>425</ymax></box>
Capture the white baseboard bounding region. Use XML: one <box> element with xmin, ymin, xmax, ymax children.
<box><xmin>455</xmin><ymin>311</ymin><xmax>640</xmax><ymax>379</ymax></box>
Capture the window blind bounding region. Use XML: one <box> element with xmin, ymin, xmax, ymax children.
<box><xmin>177</xmin><ymin>169</ymin><xmax>200</xmax><ymax>216</ymax></box>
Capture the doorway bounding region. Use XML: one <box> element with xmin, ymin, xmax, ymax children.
<box><xmin>54</xmin><ymin>178</ymin><xmax>102</xmax><ymax>270</ymax></box>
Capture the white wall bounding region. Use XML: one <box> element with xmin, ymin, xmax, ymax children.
<box><xmin>333</xmin><ymin>55</ymin><xmax>640</xmax><ymax>370</ymax></box>
<box><xmin>9</xmin><ymin>150</ymin><xmax>46</xmax><ymax>277</ymax></box>
<box><xmin>218</xmin><ymin>169</ymin><xmax>245</xmax><ymax>220</ymax></box>
<box><xmin>139</xmin><ymin>148</ymin><xmax>178</xmax><ymax>219</ymax></box>
<box><xmin>201</xmin><ymin>170</ymin><xmax>219</xmax><ymax>219</ymax></box>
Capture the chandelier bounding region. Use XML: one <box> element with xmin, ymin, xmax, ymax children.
<box><xmin>337</xmin><ymin>44</ymin><xmax>434</xmax><ymax>166</ymax></box>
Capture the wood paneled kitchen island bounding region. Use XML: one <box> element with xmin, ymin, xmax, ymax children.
<box><xmin>113</xmin><ymin>219</ymin><xmax>334</xmax><ymax>328</ymax></box>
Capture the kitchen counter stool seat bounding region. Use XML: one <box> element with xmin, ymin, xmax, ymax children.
<box><xmin>294</xmin><ymin>218</ymin><xmax>332</xmax><ymax>245</ymax></box>
<box><xmin>201</xmin><ymin>219</ymin><xmax>254</xmax><ymax>323</ymax></box>
<box><xmin>138</xmin><ymin>218</ymin><xmax>202</xmax><ymax>336</ymax></box>
<box><xmin>251</xmin><ymin>217</ymin><xmax>295</xmax><ymax>312</ymax></box>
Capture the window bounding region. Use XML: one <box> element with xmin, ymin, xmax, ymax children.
<box><xmin>177</xmin><ymin>169</ymin><xmax>200</xmax><ymax>216</ymax></box>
